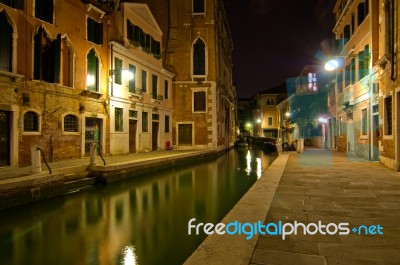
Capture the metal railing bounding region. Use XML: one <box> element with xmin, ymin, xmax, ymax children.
<box><xmin>36</xmin><ymin>146</ymin><xmax>52</xmax><ymax>174</ymax></box>
<box><xmin>91</xmin><ymin>143</ymin><xmax>106</xmax><ymax>166</ymax></box>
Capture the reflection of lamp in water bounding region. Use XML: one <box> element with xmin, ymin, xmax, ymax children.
<box><xmin>122</xmin><ymin>245</ymin><xmax>138</xmax><ymax>265</ymax></box>
<box><xmin>245</xmin><ymin>150</ymin><xmax>251</xmax><ymax>175</ymax></box>
<box><xmin>256</xmin><ymin>158</ymin><xmax>262</xmax><ymax>179</ymax></box>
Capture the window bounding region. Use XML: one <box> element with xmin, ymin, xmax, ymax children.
<box><xmin>87</xmin><ymin>49</ymin><xmax>99</xmax><ymax>91</ymax></box>
<box><xmin>351</xmin><ymin>13</ymin><xmax>355</xmax><ymax>34</ymax></box>
<box><xmin>345</xmin><ymin>64</ymin><xmax>351</xmax><ymax>87</ymax></box>
<box><xmin>336</xmin><ymin>70</ymin><xmax>343</xmax><ymax>94</ymax></box>
<box><xmin>24</xmin><ymin>111</ymin><xmax>39</xmax><ymax>132</ymax></box>
<box><xmin>384</xmin><ymin>96</ymin><xmax>392</xmax><ymax>135</ymax></box>
<box><xmin>129</xmin><ymin>110</ymin><xmax>138</xmax><ymax>118</ymax></box>
<box><xmin>152</xmin><ymin>114</ymin><xmax>159</xmax><ymax>120</ymax></box>
<box><xmin>142</xmin><ymin>112</ymin><xmax>148</xmax><ymax>132</ymax></box>
<box><xmin>35</xmin><ymin>0</ymin><xmax>53</xmax><ymax>24</ymax></box>
<box><xmin>338</xmin><ymin>116</ymin><xmax>343</xmax><ymax>136</ymax></box>
<box><xmin>193</xmin><ymin>0</ymin><xmax>205</xmax><ymax>13</ymax></box>
<box><xmin>64</xmin><ymin>114</ymin><xmax>78</xmax><ymax>132</ymax></box>
<box><xmin>114</xmin><ymin>57</ymin><xmax>122</xmax><ymax>85</ymax></box>
<box><xmin>164</xmin><ymin>80</ymin><xmax>169</xmax><ymax>99</ymax></box>
<box><xmin>193</xmin><ymin>38</ymin><xmax>205</xmax><ymax>75</ymax></box>
<box><xmin>361</xmin><ymin>109</ymin><xmax>367</xmax><ymax>135</ymax></box>
<box><xmin>34</xmin><ymin>28</ymin><xmax>61</xmax><ymax>83</ymax></box>
<box><xmin>0</xmin><ymin>0</ymin><xmax>24</xmax><ymax>9</ymax></box>
<box><xmin>343</xmin><ymin>25</ymin><xmax>350</xmax><ymax>44</ymax></box>
<box><xmin>115</xmin><ymin>108</ymin><xmax>123</xmax><ymax>132</ymax></box>
<box><xmin>351</xmin><ymin>58</ymin><xmax>356</xmax><ymax>84</ymax></box>
<box><xmin>358</xmin><ymin>45</ymin><xmax>369</xmax><ymax>80</ymax></box>
<box><xmin>357</xmin><ymin>2</ymin><xmax>367</xmax><ymax>25</ymax></box>
<box><xmin>193</xmin><ymin>91</ymin><xmax>206</xmax><ymax>112</ymax></box>
<box><xmin>87</xmin><ymin>17</ymin><xmax>103</xmax><ymax>45</ymax></box>
<box><xmin>152</xmin><ymin>74</ymin><xmax>158</xmax><ymax>99</ymax></box>
<box><xmin>268</xmin><ymin>117</ymin><xmax>273</xmax><ymax>126</ymax></box>
<box><xmin>128</xmin><ymin>64</ymin><xmax>136</xmax><ymax>93</ymax></box>
<box><xmin>0</xmin><ymin>11</ymin><xmax>12</xmax><ymax>72</ymax></box>
<box><xmin>266</xmin><ymin>98</ymin><xmax>275</xmax><ymax>105</ymax></box>
<box><xmin>141</xmin><ymin>70</ymin><xmax>147</xmax><ymax>92</ymax></box>
<box><xmin>165</xmin><ymin>115</ymin><xmax>170</xmax><ymax>133</ymax></box>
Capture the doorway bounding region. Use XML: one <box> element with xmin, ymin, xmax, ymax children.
<box><xmin>0</xmin><ymin>111</ymin><xmax>11</xmax><ymax>166</ymax></box>
<box><xmin>129</xmin><ymin>119</ymin><xmax>137</xmax><ymax>153</ymax></box>
<box><xmin>152</xmin><ymin>122</ymin><xmax>159</xmax><ymax>151</ymax></box>
<box><xmin>178</xmin><ymin>124</ymin><xmax>193</xmax><ymax>146</ymax></box>
<box><xmin>85</xmin><ymin>118</ymin><xmax>102</xmax><ymax>156</ymax></box>
<box><xmin>372</xmin><ymin>113</ymin><xmax>379</xmax><ymax>161</ymax></box>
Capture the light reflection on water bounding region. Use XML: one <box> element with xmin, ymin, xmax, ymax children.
<box><xmin>0</xmin><ymin>148</ymin><xmax>275</xmax><ymax>265</ymax></box>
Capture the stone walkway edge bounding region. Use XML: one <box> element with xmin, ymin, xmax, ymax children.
<box><xmin>183</xmin><ymin>154</ymin><xmax>290</xmax><ymax>265</ymax></box>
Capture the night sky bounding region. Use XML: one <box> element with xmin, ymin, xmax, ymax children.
<box><xmin>224</xmin><ymin>0</ymin><xmax>336</xmax><ymax>98</ymax></box>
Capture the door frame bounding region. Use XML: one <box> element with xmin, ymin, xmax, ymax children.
<box><xmin>0</xmin><ymin>104</ymin><xmax>18</xmax><ymax>166</ymax></box>
<box><xmin>82</xmin><ymin>113</ymin><xmax>106</xmax><ymax>157</ymax></box>
<box><xmin>129</xmin><ymin>119</ymin><xmax>138</xmax><ymax>153</ymax></box>
<box><xmin>176</xmin><ymin>122</ymin><xmax>194</xmax><ymax>148</ymax></box>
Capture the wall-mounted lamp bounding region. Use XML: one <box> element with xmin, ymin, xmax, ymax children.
<box><xmin>109</xmin><ymin>69</ymin><xmax>134</xmax><ymax>81</ymax></box>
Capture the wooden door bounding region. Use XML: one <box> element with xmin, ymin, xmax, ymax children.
<box><xmin>129</xmin><ymin>119</ymin><xmax>137</xmax><ymax>153</ymax></box>
<box><xmin>152</xmin><ymin>122</ymin><xmax>159</xmax><ymax>151</ymax></box>
<box><xmin>178</xmin><ymin>124</ymin><xmax>192</xmax><ymax>146</ymax></box>
<box><xmin>0</xmin><ymin>111</ymin><xmax>10</xmax><ymax>166</ymax></box>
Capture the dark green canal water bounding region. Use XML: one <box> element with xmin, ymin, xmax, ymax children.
<box><xmin>0</xmin><ymin>148</ymin><xmax>275</xmax><ymax>265</ymax></box>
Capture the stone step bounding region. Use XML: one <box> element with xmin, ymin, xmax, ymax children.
<box><xmin>64</xmin><ymin>177</ymin><xmax>96</xmax><ymax>194</ymax></box>
<box><xmin>64</xmin><ymin>171</ymin><xmax>90</xmax><ymax>182</ymax></box>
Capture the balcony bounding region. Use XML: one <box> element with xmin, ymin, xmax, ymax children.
<box><xmin>151</xmin><ymin>93</ymin><xmax>163</xmax><ymax>103</ymax></box>
<box><xmin>129</xmin><ymin>88</ymin><xmax>142</xmax><ymax>99</ymax></box>
<box><xmin>81</xmin><ymin>0</ymin><xmax>119</xmax><ymax>12</ymax></box>
<box><xmin>337</xmin><ymin>85</ymin><xmax>354</xmax><ymax>109</ymax></box>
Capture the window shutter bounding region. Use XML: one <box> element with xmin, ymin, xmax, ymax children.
<box><xmin>34</xmin><ymin>28</ymin><xmax>43</xmax><ymax>80</ymax></box>
<box><xmin>52</xmin><ymin>34</ymin><xmax>61</xmax><ymax>83</ymax></box>
<box><xmin>87</xmin><ymin>18</ymin><xmax>94</xmax><ymax>42</ymax></box>
<box><xmin>97</xmin><ymin>22</ymin><xmax>103</xmax><ymax>45</ymax></box>
<box><xmin>127</xmin><ymin>20</ymin><xmax>133</xmax><ymax>41</ymax></box>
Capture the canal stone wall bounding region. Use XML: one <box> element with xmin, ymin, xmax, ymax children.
<box><xmin>0</xmin><ymin>148</ymin><xmax>232</xmax><ymax>210</ymax></box>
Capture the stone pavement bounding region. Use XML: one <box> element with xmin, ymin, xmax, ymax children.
<box><xmin>251</xmin><ymin>149</ymin><xmax>400</xmax><ymax>265</ymax></box>
<box><xmin>184</xmin><ymin>148</ymin><xmax>400</xmax><ymax>265</ymax></box>
<box><xmin>0</xmin><ymin>149</ymin><xmax>208</xmax><ymax>180</ymax></box>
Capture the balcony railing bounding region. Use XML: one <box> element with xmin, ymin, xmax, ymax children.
<box><xmin>129</xmin><ymin>88</ymin><xmax>142</xmax><ymax>96</ymax></box>
<box><xmin>81</xmin><ymin>0</ymin><xmax>119</xmax><ymax>12</ymax></box>
<box><xmin>152</xmin><ymin>93</ymin><xmax>163</xmax><ymax>101</ymax></box>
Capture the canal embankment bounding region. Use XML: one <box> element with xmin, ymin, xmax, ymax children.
<box><xmin>183</xmin><ymin>153</ymin><xmax>290</xmax><ymax>265</ymax></box>
<box><xmin>0</xmin><ymin>148</ymin><xmax>231</xmax><ymax>211</ymax></box>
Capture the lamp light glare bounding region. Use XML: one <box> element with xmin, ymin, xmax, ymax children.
<box><xmin>324</xmin><ymin>59</ymin><xmax>339</xmax><ymax>71</ymax></box>
<box><xmin>122</xmin><ymin>69</ymin><xmax>134</xmax><ymax>81</ymax></box>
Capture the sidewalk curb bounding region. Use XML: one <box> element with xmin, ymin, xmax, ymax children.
<box><xmin>184</xmin><ymin>153</ymin><xmax>289</xmax><ymax>265</ymax></box>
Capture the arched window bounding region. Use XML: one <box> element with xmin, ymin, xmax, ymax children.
<box><xmin>64</xmin><ymin>114</ymin><xmax>78</xmax><ymax>132</ymax></box>
<box><xmin>34</xmin><ymin>27</ymin><xmax>61</xmax><ymax>83</ymax></box>
<box><xmin>87</xmin><ymin>48</ymin><xmax>99</xmax><ymax>91</ymax></box>
<box><xmin>24</xmin><ymin>111</ymin><xmax>39</xmax><ymax>132</ymax></box>
<box><xmin>193</xmin><ymin>38</ymin><xmax>205</xmax><ymax>75</ymax></box>
<box><xmin>0</xmin><ymin>12</ymin><xmax>12</xmax><ymax>72</ymax></box>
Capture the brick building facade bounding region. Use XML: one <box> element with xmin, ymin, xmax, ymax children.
<box><xmin>0</xmin><ymin>0</ymin><xmax>111</xmax><ymax>166</ymax></box>
<box><xmin>131</xmin><ymin>0</ymin><xmax>237</xmax><ymax>150</ymax></box>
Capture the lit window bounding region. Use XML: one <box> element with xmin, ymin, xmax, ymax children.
<box><xmin>24</xmin><ymin>111</ymin><xmax>39</xmax><ymax>132</ymax></box>
<box><xmin>87</xmin><ymin>49</ymin><xmax>99</xmax><ymax>91</ymax></box>
<box><xmin>128</xmin><ymin>64</ymin><xmax>136</xmax><ymax>93</ymax></box>
<box><xmin>268</xmin><ymin>117</ymin><xmax>273</xmax><ymax>126</ymax></box>
<box><xmin>64</xmin><ymin>114</ymin><xmax>78</xmax><ymax>132</ymax></box>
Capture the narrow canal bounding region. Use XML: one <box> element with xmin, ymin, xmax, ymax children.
<box><xmin>0</xmin><ymin>148</ymin><xmax>276</xmax><ymax>265</ymax></box>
